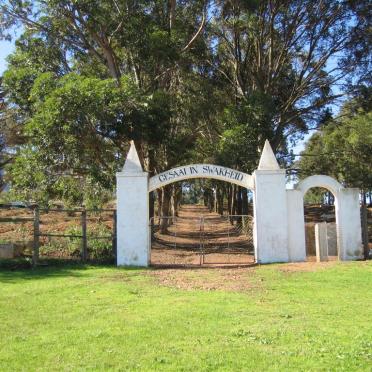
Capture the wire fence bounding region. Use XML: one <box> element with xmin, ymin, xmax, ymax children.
<box><xmin>0</xmin><ymin>204</ymin><xmax>117</xmax><ymax>266</ymax></box>
<box><xmin>1</xmin><ymin>202</ymin><xmax>370</xmax><ymax>267</ymax></box>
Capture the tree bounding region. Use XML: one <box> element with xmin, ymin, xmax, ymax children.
<box><xmin>208</xmin><ymin>0</ymin><xmax>365</xmax><ymax>153</ymax></box>
<box><xmin>297</xmin><ymin>108</ymin><xmax>372</xmax><ymax>203</ymax></box>
<box><xmin>0</xmin><ymin>1</ymin><xmax>212</xmax><ymax>212</ymax></box>
<box><xmin>0</xmin><ymin>0</ymin><xmax>370</xmax><ymax>212</ymax></box>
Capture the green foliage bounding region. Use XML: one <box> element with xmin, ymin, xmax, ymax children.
<box><xmin>181</xmin><ymin>181</ymin><xmax>205</xmax><ymax>204</ymax></box>
<box><xmin>1</xmin><ymin>0</ymin><xmax>370</xmax><ymax>207</ymax></box>
<box><xmin>87</xmin><ymin>224</ymin><xmax>113</xmax><ymax>260</ymax></box>
<box><xmin>217</xmin><ymin>94</ymin><xmax>274</xmax><ymax>172</ymax></box>
<box><xmin>303</xmin><ymin>188</ymin><xmax>329</xmax><ymax>205</ymax></box>
<box><xmin>6</xmin><ymin>146</ymin><xmax>112</xmax><ymax>207</ymax></box>
<box><xmin>39</xmin><ymin>223</ymin><xmax>113</xmax><ymax>260</ymax></box>
<box><xmin>298</xmin><ymin>110</ymin><xmax>372</xmax><ymax>191</ymax></box>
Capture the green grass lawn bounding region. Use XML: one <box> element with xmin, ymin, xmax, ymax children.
<box><xmin>0</xmin><ymin>262</ymin><xmax>371</xmax><ymax>371</ymax></box>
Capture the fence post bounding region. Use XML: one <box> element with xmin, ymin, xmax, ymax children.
<box><xmin>112</xmin><ymin>210</ymin><xmax>117</xmax><ymax>260</ymax></box>
<box><xmin>33</xmin><ymin>206</ymin><xmax>40</xmax><ymax>268</ymax></box>
<box><xmin>361</xmin><ymin>204</ymin><xmax>369</xmax><ymax>259</ymax></box>
<box><xmin>315</xmin><ymin>222</ymin><xmax>328</xmax><ymax>262</ymax></box>
<box><xmin>81</xmin><ymin>209</ymin><xmax>87</xmax><ymax>261</ymax></box>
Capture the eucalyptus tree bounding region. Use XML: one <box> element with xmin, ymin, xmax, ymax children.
<box><xmin>0</xmin><ymin>0</ymin><xmax>369</xmax><ymax>211</ymax></box>
<box><xmin>198</xmin><ymin>0</ymin><xmax>370</xmax><ymax>215</ymax></box>
<box><xmin>207</xmin><ymin>0</ymin><xmax>369</xmax><ymax>156</ymax></box>
<box><xmin>0</xmin><ymin>0</ymin><xmax>213</xmax><ymax>208</ymax></box>
<box><xmin>297</xmin><ymin>108</ymin><xmax>372</xmax><ymax>203</ymax></box>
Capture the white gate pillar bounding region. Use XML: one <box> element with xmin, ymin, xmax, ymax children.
<box><xmin>116</xmin><ymin>141</ymin><xmax>149</xmax><ymax>266</ymax></box>
<box><xmin>337</xmin><ymin>188</ymin><xmax>363</xmax><ymax>260</ymax></box>
<box><xmin>253</xmin><ymin>141</ymin><xmax>289</xmax><ymax>263</ymax></box>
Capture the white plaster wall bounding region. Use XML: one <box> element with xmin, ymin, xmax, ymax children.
<box><xmin>295</xmin><ymin>175</ymin><xmax>342</xmax><ymax>198</ymax></box>
<box><xmin>254</xmin><ymin>170</ymin><xmax>289</xmax><ymax>263</ymax></box>
<box><xmin>337</xmin><ymin>188</ymin><xmax>363</xmax><ymax>260</ymax></box>
<box><xmin>286</xmin><ymin>190</ymin><xmax>306</xmax><ymax>262</ymax></box>
<box><xmin>116</xmin><ymin>172</ymin><xmax>149</xmax><ymax>266</ymax></box>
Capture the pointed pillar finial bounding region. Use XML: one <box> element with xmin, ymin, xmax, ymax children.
<box><xmin>123</xmin><ymin>140</ymin><xmax>143</xmax><ymax>173</ymax></box>
<box><xmin>258</xmin><ymin>140</ymin><xmax>280</xmax><ymax>170</ymax></box>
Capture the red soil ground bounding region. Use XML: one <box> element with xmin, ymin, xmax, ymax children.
<box><xmin>151</xmin><ymin>205</ymin><xmax>255</xmax><ymax>266</ymax></box>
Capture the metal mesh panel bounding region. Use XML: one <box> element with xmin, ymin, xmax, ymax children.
<box><xmin>150</xmin><ymin>216</ymin><xmax>202</xmax><ymax>266</ymax></box>
<box><xmin>201</xmin><ymin>215</ymin><xmax>254</xmax><ymax>264</ymax></box>
<box><xmin>150</xmin><ymin>213</ymin><xmax>255</xmax><ymax>266</ymax></box>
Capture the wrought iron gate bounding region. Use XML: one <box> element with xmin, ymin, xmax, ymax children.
<box><xmin>201</xmin><ymin>215</ymin><xmax>254</xmax><ymax>264</ymax></box>
<box><xmin>150</xmin><ymin>216</ymin><xmax>203</xmax><ymax>265</ymax></box>
<box><xmin>150</xmin><ymin>214</ymin><xmax>254</xmax><ymax>266</ymax></box>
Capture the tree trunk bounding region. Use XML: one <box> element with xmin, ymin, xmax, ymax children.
<box><xmin>214</xmin><ymin>185</ymin><xmax>218</xmax><ymax>213</ymax></box>
<box><xmin>149</xmin><ymin>191</ymin><xmax>155</xmax><ymax>219</ymax></box>
<box><xmin>231</xmin><ymin>184</ymin><xmax>237</xmax><ymax>215</ymax></box>
<box><xmin>227</xmin><ymin>184</ymin><xmax>232</xmax><ymax>218</ymax></box>
<box><xmin>362</xmin><ymin>190</ymin><xmax>366</xmax><ymax>205</ymax></box>
<box><xmin>242</xmin><ymin>187</ymin><xmax>249</xmax><ymax>215</ymax></box>
<box><xmin>173</xmin><ymin>184</ymin><xmax>182</xmax><ymax>216</ymax></box>
<box><xmin>230</xmin><ymin>184</ymin><xmax>236</xmax><ymax>224</ymax></box>
<box><xmin>209</xmin><ymin>191</ymin><xmax>214</xmax><ymax>212</ymax></box>
<box><xmin>217</xmin><ymin>186</ymin><xmax>225</xmax><ymax>216</ymax></box>
<box><xmin>237</xmin><ymin>187</ymin><xmax>242</xmax><ymax>215</ymax></box>
<box><xmin>170</xmin><ymin>185</ymin><xmax>178</xmax><ymax>217</ymax></box>
<box><xmin>157</xmin><ymin>189</ymin><xmax>163</xmax><ymax>223</ymax></box>
<box><xmin>216</xmin><ymin>184</ymin><xmax>224</xmax><ymax>215</ymax></box>
<box><xmin>236</xmin><ymin>186</ymin><xmax>242</xmax><ymax>224</ymax></box>
<box><xmin>160</xmin><ymin>185</ymin><xmax>172</xmax><ymax>233</ymax></box>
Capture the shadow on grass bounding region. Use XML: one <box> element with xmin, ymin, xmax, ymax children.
<box><xmin>0</xmin><ymin>258</ymin><xmax>145</xmax><ymax>284</ymax></box>
<box><xmin>0</xmin><ymin>258</ymin><xmax>261</xmax><ymax>284</ymax></box>
<box><xmin>150</xmin><ymin>263</ymin><xmax>258</xmax><ymax>270</ymax></box>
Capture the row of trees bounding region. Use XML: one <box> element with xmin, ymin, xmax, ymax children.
<box><xmin>297</xmin><ymin>88</ymin><xmax>372</xmax><ymax>204</ymax></box>
<box><xmin>0</xmin><ymin>0</ymin><xmax>370</xmax><ymax>213</ymax></box>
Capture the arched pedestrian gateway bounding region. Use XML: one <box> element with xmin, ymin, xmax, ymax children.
<box><xmin>116</xmin><ymin>141</ymin><xmax>363</xmax><ymax>266</ymax></box>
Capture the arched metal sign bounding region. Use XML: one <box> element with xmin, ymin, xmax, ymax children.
<box><xmin>149</xmin><ymin>164</ymin><xmax>254</xmax><ymax>192</ymax></box>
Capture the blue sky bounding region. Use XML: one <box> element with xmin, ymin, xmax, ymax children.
<box><xmin>0</xmin><ymin>39</ymin><xmax>15</xmax><ymax>75</ymax></box>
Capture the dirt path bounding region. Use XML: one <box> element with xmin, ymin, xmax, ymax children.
<box><xmin>151</xmin><ymin>205</ymin><xmax>254</xmax><ymax>266</ymax></box>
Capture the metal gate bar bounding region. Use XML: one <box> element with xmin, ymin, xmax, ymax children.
<box><xmin>150</xmin><ymin>216</ymin><xmax>203</xmax><ymax>266</ymax></box>
<box><xmin>150</xmin><ymin>214</ymin><xmax>254</xmax><ymax>266</ymax></box>
<box><xmin>201</xmin><ymin>214</ymin><xmax>254</xmax><ymax>265</ymax></box>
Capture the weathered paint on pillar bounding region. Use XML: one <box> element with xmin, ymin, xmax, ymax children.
<box><xmin>315</xmin><ymin>222</ymin><xmax>328</xmax><ymax>262</ymax></box>
<box><xmin>116</xmin><ymin>141</ymin><xmax>149</xmax><ymax>266</ymax></box>
<box><xmin>253</xmin><ymin>140</ymin><xmax>289</xmax><ymax>263</ymax></box>
<box><xmin>337</xmin><ymin>188</ymin><xmax>363</xmax><ymax>260</ymax></box>
<box><xmin>286</xmin><ymin>189</ymin><xmax>306</xmax><ymax>262</ymax></box>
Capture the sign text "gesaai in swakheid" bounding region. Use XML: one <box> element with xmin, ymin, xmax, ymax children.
<box><xmin>158</xmin><ymin>165</ymin><xmax>244</xmax><ymax>183</ymax></box>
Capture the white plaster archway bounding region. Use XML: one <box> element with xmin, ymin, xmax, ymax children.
<box><xmin>148</xmin><ymin>164</ymin><xmax>257</xmax><ymax>264</ymax></box>
<box><xmin>292</xmin><ymin>175</ymin><xmax>363</xmax><ymax>261</ymax></box>
<box><xmin>295</xmin><ymin>175</ymin><xmax>344</xmax><ymax>198</ymax></box>
<box><xmin>116</xmin><ymin>140</ymin><xmax>290</xmax><ymax>266</ymax></box>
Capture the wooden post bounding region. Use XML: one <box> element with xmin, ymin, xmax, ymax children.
<box><xmin>81</xmin><ymin>209</ymin><xmax>87</xmax><ymax>261</ymax></box>
<box><xmin>315</xmin><ymin>222</ymin><xmax>328</xmax><ymax>262</ymax></box>
<box><xmin>361</xmin><ymin>204</ymin><xmax>369</xmax><ymax>259</ymax></box>
<box><xmin>33</xmin><ymin>206</ymin><xmax>40</xmax><ymax>267</ymax></box>
<box><xmin>112</xmin><ymin>210</ymin><xmax>117</xmax><ymax>260</ymax></box>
